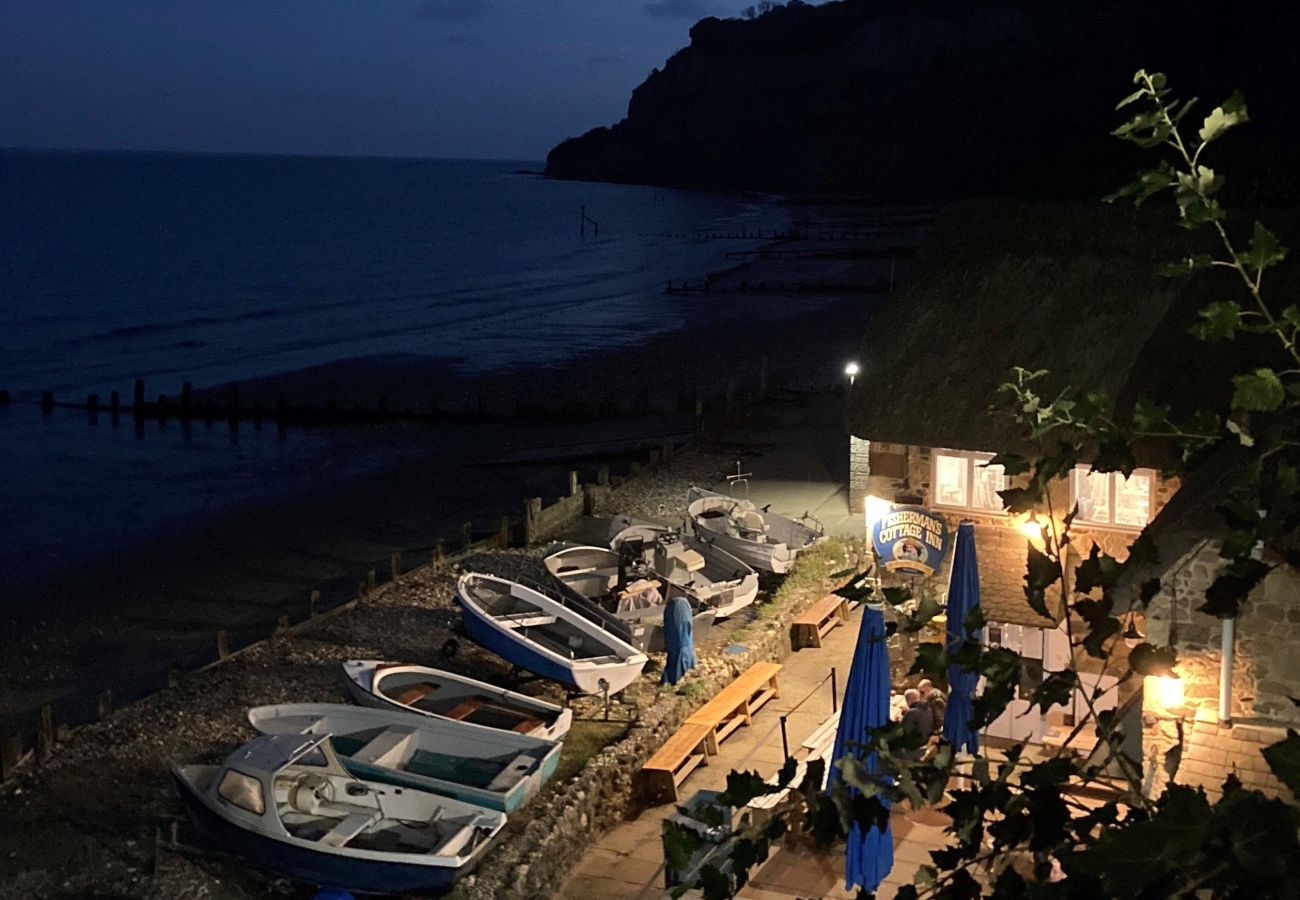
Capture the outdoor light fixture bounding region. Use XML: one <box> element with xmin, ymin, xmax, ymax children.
<box><xmin>864</xmin><ymin>494</ymin><xmax>891</xmax><ymax>531</ymax></box>
<box><xmin>845</xmin><ymin>361</ymin><xmax>860</xmax><ymax>385</ymax></box>
<box><xmin>1157</xmin><ymin>673</ymin><xmax>1184</xmax><ymax>710</ymax></box>
<box><xmin>1122</xmin><ymin>613</ymin><xmax>1144</xmax><ymax>648</ymax></box>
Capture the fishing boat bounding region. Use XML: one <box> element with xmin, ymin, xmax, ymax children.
<box><xmin>607</xmin><ymin>518</ymin><xmax>761</xmax><ymax>618</ymax></box>
<box><xmin>341</xmin><ymin>660</ymin><xmax>571</xmax><ymax>742</ymax></box>
<box><xmin>173</xmin><ymin>733</ymin><xmax>504</xmax><ymax>896</ymax></box>
<box><xmin>542</xmin><ymin>542</ymin><xmax>716</xmax><ymax>651</ymax></box>
<box><xmin>686</xmin><ymin>486</ymin><xmax>825</xmax><ymax>574</ymax></box>
<box><xmin>248</xmin><ymin>703</ymin><xmax>561</xmax><ymax>813</ymax></box>
<box><xmin>456</xmin><ymin>572</ymin><xmax>648</xmax><ymax>695</ymax></box>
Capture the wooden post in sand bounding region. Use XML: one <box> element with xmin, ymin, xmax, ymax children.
<box><xmin>390</xmin><ymin>552</ymin><xmax>402</xmax><ymax>581</ymax></box>
<box><xmin>216</xmin><ymin>629</ymin><xmax>230</xmax><ymax>660</ymax></box>
<box><xmin>433</xmin><ymin>541</ymin><xmax>446</xmax><ymax>570</ymax></box>
<box><xmin>96</xmin><ymin>690</ymin><xmax>113</xmax><ymax>721</ymax></box>
<box><xmin>309</xmin><ymin>589</ymin><xmax>320</xmax><ymax>618</ymax></box>
<box><xmin>498</xmin><ymin>516</ymin><xmax>510</xmax><ymax>548</ymax></box>
<box><xmin>133</xmin><ymin>379</ymin><xmax>145</xmax><ymax>418</ymax></box>
<box><xmin>37</xmin><ymin>705</ymin><xmax>54</xmax><ymax>763</ymax></box>
<box><xmin>276</xmin><ymin>615</ymin><xmax>290</xmax><ymax>635</ymax></box>
<box><xmin>523</xmin><ymin>498</ymin><xmax>541</xmax><ymax>545</ymax></box>
<box><xmin>568</xmin><ymin>470</ymin><xmax>579</xmax><ymax>496</ymax></box>
<box><xmin>598</xmin><ymin>464</ymin><xmax>610</xmax><ymax>486</ymax></box>
<box><xmin>366</xmin><ymin>569</ymin><xmax>377</xmax><ymax>593</ymax></box>
<box><xmin>462</xmin><ymin>523</ymin><xmax>473</xmax><ymax>549</ymax></box>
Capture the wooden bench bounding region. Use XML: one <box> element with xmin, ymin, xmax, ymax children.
<box><xmin>686</xmin><ymin>661</ymin><xmax>782</xmax><ymax>754</ymax></box>
<box><xmin>790</xmin><ymin>594</ymin><xmax>849</xmax><ymax>649</ymax></box>
<box><xmin>641</xmin><ymin>722</ymin><xmax>712</xmax><ymax>805</ymax></box>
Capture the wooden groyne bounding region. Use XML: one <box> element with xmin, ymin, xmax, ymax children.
<box><xmin>665</xmin><ymin>278</ymin><xmax>890</xmax><ymax>296</ymax></box>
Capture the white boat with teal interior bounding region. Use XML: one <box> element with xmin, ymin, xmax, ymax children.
<box><xmin>341</xmin><ymin>660</ymin><xmax>572</xmax><ymax>742</ymax></box>
<box><xmin>456</xmin><ymin>572</ymin><xmax>648</xmax><ymax>695</ymax></box>
<box><xmin>172</xmin><ymin>733</ymin><xmax>504</xmax><ymax>895</ymax></box>
<box><xmin>606</xmin><ymin>519</ymin><xmax>760</xmax><ymax>618</ymax></box>
<box><xmin>248</xmin><ymin>703</ymin><xmax>561</xmax><ymax>813</ymax></box>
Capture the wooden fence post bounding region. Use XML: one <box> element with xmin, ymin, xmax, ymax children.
<box><xmin>276</xmin><ymin>615</ymin><xmax>290</xmax><ymax>635</ymax></box>
<box><xmin>366</xmin><ymin>569</ymin><xmax>377</xmax><ymax>593</ymax></box>
<box><xmin>524</xmin><ymin>498</ymin><xmax>542</xmax><ymax>545</ymax></box>
<box><xmin>216</xmin><ymin>629</ymin><xmax>229</xmax><ymax>660</ymax></box>
<box><xmin>568</xmin><ymin>470</ymin><xmax>579</xmax><ymax>496</ymax></box>
<box><xmin>390</xmin><ymin>552</ymin><xmax>402</xmax><ymax>581</ymax></box>
<box><xmin>434</xmin><ymin>541</ymin><xmax>445</xmax><ymax>570</ymax></box>
<box><xmin>583</xmin><ymin>483</ymin><xmax>598</xmax><ymax>516</ymax></box>
<box><xmin>498</xmin><ymin>516</ymin><xmax>510</xmax><ymax>548</ymax></box>
<box><xmin>96</xmin><ymin>690</ymin><xmax>113</xmax><ymax>721</ymax></box>
<box><xmin>309</xmin><ymin>589</ymin><xmax>320</xmax><ymax>618</ymax></box>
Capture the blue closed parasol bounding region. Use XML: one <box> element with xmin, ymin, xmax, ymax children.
<box><xmin>942</xmin><ymin>520</ymin><xmax>982</xmax><ymax>753</ymax></box>
<box><xmin>661</xmin><ymin>595</ymin><xmax>696</xmax><ymax>685</ymax></box>
<box><xmin>828</xmin><ymin>604</ymin><xmax>894</xmax><ymax>893</ymax></box>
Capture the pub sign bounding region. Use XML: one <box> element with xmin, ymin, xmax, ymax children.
<box><xmin>871</xmin><ymin>505</ymin><xmax>950</xmax><ymax>578</ymax></box>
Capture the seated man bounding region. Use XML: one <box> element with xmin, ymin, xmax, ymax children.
<box><xmin>899</xmin><ymin>688</ymin><xmax>935</xmax><ymax>759</ymax></box>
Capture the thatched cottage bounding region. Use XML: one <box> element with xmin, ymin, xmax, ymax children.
<box><xmin>845</xmin><ymin>200</ymin><xmax>1297</xmax><ymax>800</ymax></box>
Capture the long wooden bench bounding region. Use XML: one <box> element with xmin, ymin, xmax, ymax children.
<box><xmin>641</xmin><ymin>722</ymin><xmax>712</xmax><ymax>805</ymax></box>
<box><xmin>686</xmin><ymin>661</ymin><xmax>783</xmax><ymax>754</ymax></box>
<box><xmin>790</xmin><ymin>594</ymin><xmax>849</xmax><ymax>650</ymax></box>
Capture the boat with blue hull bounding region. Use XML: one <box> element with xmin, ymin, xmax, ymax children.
<box><xmin>456</xmin><ymin>572</ymin><xmax>647</xmax><ymax>695</ymax></box>
<box><xmin>248</xmin><ymin>703</ymin><xmax>561</xmax><ymax>813</ymax></box>
<box><xmin>173</xmin><ymin>733</ymin><xmax>504</xmax><ymax>896</ymax></box>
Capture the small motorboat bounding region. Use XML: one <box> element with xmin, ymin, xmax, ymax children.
<box><xmin>341</xmin><ymin>660</ymin><xmax>572</xmax><ymax>742</ymax></box>
<box><xmin>607</xmin><ymin>518</ymin><xmax>761</xmax><ymax>619</ymax></box>
<box><xmin>686</xmin><ymin>486</ymin><xmax>825</xmax><ymax>574</ymax></box>
<box><xmin>248</xmin><ymin>703</ymin><xmax>561</xmax><ymax>813</ymax></box>
<box><xmin>456</xmin><ymin>572</ymin><xmax>648</xmax><ymax>695</ymax></box>
<box><xmin>173</xmin><ymin>733</ymin><xmax>505</xmax><ymax>896</ymax></box>
<box><xmin>542</xmin><ymin>542</ymin><xmax>716</xmax><ymax>652</ymax></box>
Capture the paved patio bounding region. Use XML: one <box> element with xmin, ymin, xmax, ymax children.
<box><xmin>556</xmin><ymin>602</ymin><xmax>951</xmax><ymax>899</ymax></box>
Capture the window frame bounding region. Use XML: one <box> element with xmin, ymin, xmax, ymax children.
<box><xmin>1069</xmin><ymin>465</ymin><xmax>1157</xmax><ymax>531</ymax></box>
<box><xmin>930</xmin><ymin>449</ymin><xmax>1008</xmax><ymax>515</ymax></box>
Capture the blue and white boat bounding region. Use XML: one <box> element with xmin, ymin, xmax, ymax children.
<box><xmin>341</xmin><ymin>659</ymin><xmax>572</xmax><ymax>742</ymax></box>
<box><xmin>172</xmin><ymin>733</ymin><xmax>504</xmax><ymax>896</ymax></box>
<box><xmin>456</xmin><ymin>572</ymin><xmax>648</xmax><ymax>695</ymax></box>
<box><xmin>248</xmin><ymin>703</ymin><xmax>561</xmax><ymax>813</ymax></box>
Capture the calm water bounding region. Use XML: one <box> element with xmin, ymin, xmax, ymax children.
<box><xmin>0</xmin><ymin>151</ymin><xmax>790</xmax><ymax>589</ymax></box>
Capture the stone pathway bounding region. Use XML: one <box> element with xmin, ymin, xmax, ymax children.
<box><xmin>555</xmin><ymin>603</ymin><xmax>951</xmax><ymax>899</ymax></box>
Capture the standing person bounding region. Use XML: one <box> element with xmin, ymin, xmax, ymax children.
<box><xmin>918</xmin><ymin>678</ymin><xmax>946</xmax><ymax>735</ymax></box>
<box><xmin>899</xmin><ymin>688</ymin><xmax>934</xmax><ymax>758</ymax></box>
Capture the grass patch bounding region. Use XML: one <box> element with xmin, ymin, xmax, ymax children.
<box><xmin>552</xmin><ymin>720</ymin><xmax>629</xmax><ymax>785</ymax></box>
<box><xmin>676</xmin><ymin>679</ymin><xmax>711</xmax><ymax>703</ymax></box>
<box><xmin>769</xmin><ymin>537</ymin><xmax>860</xmax><ymax>607</ymax></box>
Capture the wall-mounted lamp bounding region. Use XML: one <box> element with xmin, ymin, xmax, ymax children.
<box><xmin>1157</xmin><ymin>672</ymin><xmax>1184</xmax><ymax>710</ymax></box>
<box><xmin>864</xmin><ymin>494</ymin><xmax>891</xmax><ymax>531</ymax></box>
<box><xmin>845</xmin><ymin>361</ymin><xmax>860</xmax><ymax>386</ymax></box>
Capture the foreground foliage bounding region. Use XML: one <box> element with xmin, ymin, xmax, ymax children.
<box><xmin>669</xmin><ymin>70</ymin><xmax>1300</xmax><ymax>899</ymax></box>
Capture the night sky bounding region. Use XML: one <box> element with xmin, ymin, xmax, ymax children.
<box><xmin>0</xmin><ymin>0</ymin><xmax>804</xmax><ymax>160</ymax></box>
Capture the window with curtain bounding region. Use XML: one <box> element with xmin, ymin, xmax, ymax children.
<box><xmin>1070</xmin><ymin>466</ymin><xmax>1154</xmax><ymax>528</ymax></box>
<box><xmin>932</xmin><ymin>450</ymin><xmax>1006</xmax><ymax>513</ymax></box>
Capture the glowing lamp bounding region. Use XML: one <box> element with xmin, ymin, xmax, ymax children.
<box><xmin>1157</xmin><ymin>673</ymin><xmax>1184</xmax><ymax>709</ymax></box>
<box><xmin>864</xmin><ymin>495</ymin><xmax>891</xmax><ymax>531</ymax></box>
<box><xmin>845</xmin><ymin>361</ymin><xmax>860</xmax><ymax>385</ymax></box>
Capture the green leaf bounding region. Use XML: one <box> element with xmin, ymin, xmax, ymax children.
<box><xmin>717</xmin><ymin>769</ymin><xmax>775</xmax><ymax>807</ymax></box>
<box><xmin>908</xmin><ymin>642</ymin><xmax>948</xmax><ymax>679</ymax></box>
<box><xmin>1163</xmin><ymin>739</ymin><xmax>1182</xmax><ymax>781</ymax></box>
<box><xmin>1091</xmin><ymin>437</ymin><xmax>1138</xmax><ymax>476</ymax></box>
<box><xmin>1128</xmin><ymin>642</ymin><xmax>1177</xmax><ymax>677</ymax></box>
<box><xmin>986</xmin><ymin>452</ymin><xmax>1029</xmax><ymax>477</ymax></box>
<box><xmin>997</xmin><ymin>486</ymin><xmax>1040</xmax><ymax>514</ymax></box>
<box><xmin>1139</xmin><ymin>577</ymin><xmax>1163</xmax><ymax>606</ymax></box>
<box><xmin>913</xmin><ymin>864</ymin><xmax>938</xmax><ymax>885</ymax></box>
<box><xmin>1191</xmin><ymin>300</ymin><xmax>1241</xmax><ymax>341</ymax></box>
<box><xmin>1197</xmin><ymin>90</ymin><xmax>1249</xmax><ymax>144</ymax></box>
<box><xmin>1029</xmin><ymin>670</ymin><xmax>1078</xmax><ymax>714</ymax></box>
<box><xmin>1232</xmin><ymin>368</ymin><xmax>1285</xmax><ymax>411</ymax></box>
<box><xmin>1076</xmin><ymin>545</ymin><xmax>1122</xmax><ymax>594</ymax></box>
<box><xmin>1104</xmin><ymin>161</ymin><xmax>1177</xmax><ymax>205</ymax></box>
<box><xmin>1237</xmin><ymin>220</ymin><xmax>1288</xmax><ymax>273</ymax></box>
<box><xmin>1126</xmin><ymin>531</ymin><xmax>1161</xmax><ymax>570</ymax></box>
<box><xmin>662</xmin><ymin>820</ymin><xmax>702</xmax><ymax>872</ymax></box>
<box><xmin>1226</xmin><ymin>418</ymin><xmax>1255</xmax><ymax>447</ymax></box>
<box><xmin>1023</xmin><ymin>544</ymin><xmax>1061</xmax><ymax>619</ymax></box>
<box><xmin>1198</xmin><ymin>557</ymin><xmax>1271</xmax><ymax>617</ymax></box>
<box><xmin>1262</xmin><ymin>730</ymin><xmax>1300</xmax><ymax>796</ymax></box>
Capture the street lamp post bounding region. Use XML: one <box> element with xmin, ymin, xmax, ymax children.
<box><xmin>844</xmin><ymin>361</ymin><xmax>860</xmax><ymax>386</ymax></box>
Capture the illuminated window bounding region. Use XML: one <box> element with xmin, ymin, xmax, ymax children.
<box><xmin>1070</xmin><ymin>466</ymin><xmax>1154</xmax><ymax>528</ymax></box>
<box><xmin>217</xmin><ymin>769</ymin><xmax>265</xmax><ymax>815</ymax></box>
<box><xmin>932</xmin><ymin>451</ymin><xmax>1006</xmax><ymax>513</ymax></box>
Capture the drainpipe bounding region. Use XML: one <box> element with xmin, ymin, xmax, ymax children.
<box><xmin>1219</xmin><ymin>617</ymin><xmax>1235</xmax><ymax>725</ymax></box>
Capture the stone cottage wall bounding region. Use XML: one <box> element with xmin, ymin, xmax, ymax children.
<box><xmin>1145</xmin><ymin>541</ymin><xmax>1300</xmax><ymax>726</ymax></box>
<box><xmin>1144</xmin><ymin>708</ymin><xmax>1295</xmax><ymax>803</ymax></box>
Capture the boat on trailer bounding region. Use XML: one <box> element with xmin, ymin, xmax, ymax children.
<box><xmin>341</xmin><ymin>660</ymin><xmax>572</xmax><ymax>742</ymax></box>
<box><xmin>607</xmin><ymin>518</ymin><xmax>760</xmax><ymax>618</ymax></box>
<box><xmin>248</xmin><ymin>703</ymin><xmax>561</xmax><ymax>813</ymax></box>
<box><xmin>456</xmin><ymin>572</ymin><xmax>648</xmax><ymax>695</ymax></box>
<box><xmin>172</xmin><ymin>733</ymin><xmax>504</xmax><ymax>896</ymax></box>
<box><xmin>542</xmin><ymin>542</ymin><xmax>717</xmax><ymax>652</ymax></box>
<box><xmin>686</xmin><ymin>486</ymin><xmax>825</xmax><ymax>574</ymax></box>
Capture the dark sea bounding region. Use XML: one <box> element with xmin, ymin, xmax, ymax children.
<box><xmin>0</xmin><ymin>151</ymin><xmax>789</xmax><ymax>595</ymax></box>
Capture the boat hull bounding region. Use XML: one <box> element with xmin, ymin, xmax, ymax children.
<box><xmin>173</xmin><ymin>771</ymin><xmax>481</xmax><ymax>896</ymax></box>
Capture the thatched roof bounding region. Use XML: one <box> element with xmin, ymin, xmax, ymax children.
<box><xmin>844</xmin><ymin>199</ymin><xmax>1273</xmax><ymax>454</ymax></box>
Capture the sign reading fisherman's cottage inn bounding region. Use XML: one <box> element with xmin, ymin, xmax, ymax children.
<box><xmin>871</xmin><ymin>506</ymin><xmax>950</xmax><ymax>578</ymax></box>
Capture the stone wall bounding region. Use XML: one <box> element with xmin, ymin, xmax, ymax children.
<box><xmin>1144</xmin><ymin>707</ymin><xmax>1295</xmax><ymax>803</ymax></box>
<box><xmin>1145</xmin><ymin>541</ymin><xmax>1300</xmax><ymax>727</ymax></box>
<box><xmin>848</xmin><ymin>435</ymin><xmax>871</xmax><ymax>513</ymax></box>
<box><xmin>450</xmin><ymin>543</ymin><xmax>857</xmax><ymax>900</ymax></box>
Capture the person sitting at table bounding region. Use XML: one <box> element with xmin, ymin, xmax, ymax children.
<box><xmin>918</xmin><ymin>678</ymin><xmax>946</xmax><ymax>735</ymax></box>
<box><xmin>899</xmin><ymin>689</ymin><xmax>935</xmax><ymax>758</ymax></box>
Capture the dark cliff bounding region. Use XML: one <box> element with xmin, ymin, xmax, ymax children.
<box><xmin>545</xmin><ymin>0</ymin><xmax>1300</xmax><ymax>202</ymax></box>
